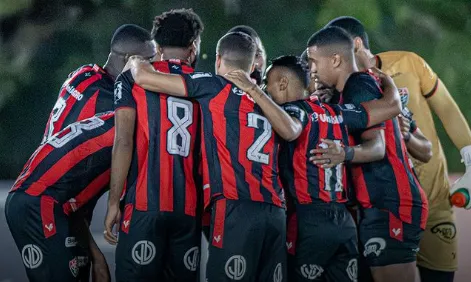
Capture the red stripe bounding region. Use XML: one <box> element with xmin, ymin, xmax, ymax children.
<box><xmin>65</xmin><ymin>169</ymin><xmax>111</xmax><ymax>212</ymax></box>
<box><xmin>293</xmin><ymin>121</ymin><xmax>311</xmax><ymax>204</ymax></box>
<box><xmin>325</xmin><ymin>105</ymin><xmax>346</xmax><ymax>202</ymax></box>
<box><xmin>77</xmin><ymin>90</ymin><xmax>99</xmax><ymax>121</ymax></box>
<box><xmin>349</xmin><ymin>136</ymin><xmax>372</xmax><ymax>208</ymax></box>
<box><xmin>209</xmin><ymin>85</ymin><xmax>238</xmax><ymax>199</ymax></box>
<box><xmin>54</xmin><ymin>73</ymin><xmax>102</xmax><ymax>134</ymax></box>
<box><xmin>11</xmin><ymin>144</ymin><xmax>53</xmax><ymax>191</ymax></box>
<box><xmin>25</xmin><ymin>129</ymin><xmax>115</xmax><ymax>196</ymax></box>
<box><xmin>238</xmin><ymin>100</ymin><xmax>263</xmax><ymax>201</ymax></box>
<box><xmin>121</xmin><ymin>203</ymin><xmax>134</xmax><ymax>234</ymax></box>
<box><xmin>286</xmin><ymin>212</ymin><xmax>298</xmax><ymax>255</ymax></box>
<box><xmin>201</xmin><ymin>120</ymin><xmax>212</xmax><ymax>209</ymax></box>
<box><xmin>181</xmin><ymin>65</ymin><xmax>194</xmax><ymax>74</ymax></box>
<box><xmin>385</xmin><ymin>119</ymin><xmax>413</xmax><ymax>224</ymax></box>
<box><xmin>41</xmin><ymin>196</ymin><xmax>57</xmax><ymax>239</ymax></box>
<box><xmin>132</xmin><ymin>86</ymin><xmax>150</xmax><ymax>211</ymax></box>
<box><xmin>212</xmin><ymin>199</ymin><xmax>226</xmax><ymax>248</ymax></box>
<box><xmin>389</xmin><ymin>211</ymin><xmax>404</xmax><ymax>242</ymax></box>
<box><xmin>184</xmin><ymin>102</ymin><xmax>199</xmax><ymax>216</ymax></box>
<box><xmin>314</xmin><ymin>104</ymin><xmax>331</xmax><ymax>202</ymax></box>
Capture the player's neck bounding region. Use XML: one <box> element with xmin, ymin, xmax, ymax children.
<box><xmin>336</xmin><ymin>64</ymin><xmax>358</xmax><ymax>92</ymax></box>
<box><xmin>103</xmin><ymin>56</ymin><xmax>121</xmax><ymax>80</ymax></box>
<box><xmin>366</xmin><ymin>50</ymin><xmax>376</xmax><ymax>69</ymax></box>
<box><xmin>161</xmin><ymin>49</ymin><xmax>191</xmax><ymax>64</ymax></box>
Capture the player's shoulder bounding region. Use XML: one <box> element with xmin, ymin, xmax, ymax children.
<box><xmin>378</xmin><ymin>51</ymin><xmax>427</xmax><ymax>67</ymax></box>
<box><xmin>67</xmin><ymin>64</ymin><xmax>105</xmax><ymax>79</ymax></box>
<box><xmin>345</xmin><ymin>72</ymin><xmax>378</xmax><ymax>89</ymax></box>
<box><xmin>283</xmin><ymin>99</ymin><xmax>309</xmax><ymax>112</ymax></box>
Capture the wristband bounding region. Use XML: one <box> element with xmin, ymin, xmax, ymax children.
<box><xmin>403</xmin><ymin>132</ymin><xmax>411</xmax><ymax>143</ymax></box>
<box><xmin>344</xmin><ymin>146</ymin><xmax>354</xmax><ymax>162</ymax></box>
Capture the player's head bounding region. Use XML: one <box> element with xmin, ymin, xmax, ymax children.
<box><xmin>108</xmin><ymin>24</ymin><xmax>156</xmax><ymax>77</ymax></box>
<box><xmin>326</xmin><ymin>16</ymin><xmax>372</xmax><ymax>70</ymax></box>
<box><xmin>228</xmin><ymin>25</ymin><xmax>267</xmax><ymax>85</ymax></box>
<box><xmin>152</xmin><ymin>8</ymin><xmax>204</xmax><ymax>68</ymax></box>
<box><xmin>264</xmin><ymin>55</ymin><xmax>309</xmax><ymax>105</ymax></box>
<box><xmin>215</xmin><ymin>32</ymin><xmax>257</xmax><ymax>75</ymax></box>
<box><xmin>306</xmin><ymin>26</ymin><xmax>355</xmax><ymax>90</ymax></box>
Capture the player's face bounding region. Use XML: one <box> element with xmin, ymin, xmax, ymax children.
<box><xmin>251</xmin><ymin>37</ymin><xmax>267</xmax><ymax>85</ymax></box>
<box><xmin>190</xmin><ymin>36</ymin><xmax>202</xmax><ymax>68</ymax></box>
<box><xmin>307</xmin><ymin>46</ymin><xmax>335</xmax><ymax>88</ymax></box>
<box><xmin>141</xmin><ymin>40</ymin><xmax>158</xmax><ymax>61</ymax></box>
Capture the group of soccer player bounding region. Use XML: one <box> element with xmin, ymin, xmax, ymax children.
<box><xmin>5</xmin><ymin>7</ymin><xmax>471</xmax><ymax>282</ymax></box>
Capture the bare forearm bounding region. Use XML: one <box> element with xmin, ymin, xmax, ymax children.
<box><xmin>248</xmin><ymin>86</ymin><xmax>302</xmax><ymax>141</ymax></box>
<box><xmin>108</xmin><ymin>141</ymin><xmax>132</xmax><ymax>205</ymax></box>
<box><xmin>133</xmin><ymin>66</ymin><xmax>186</xmax><ymax>97</ymax></box>
<box><xmin>405</xmin><ymin>133</ymin><xmax>432</xmax><ymax>163</ymax></box>
<box><xmin>362</xmin><ymin>84</ymin><xmax>401</xmax><ymax>127</ymax></box>
<box><xmin>351</xmin><ymin>130</ymin><xmax>385</xmax><ymax>163</ymax></box>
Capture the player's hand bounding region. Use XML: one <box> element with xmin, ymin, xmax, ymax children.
<box><xmin>124</xmin><ymin>55</ymin><xmax>154</xmax><ymax>78</ymax></box>
<box><xmin>309</xmin><ymin>139</ymin><xmax>345</xmax><ymax>168</ymax></box>
<box><xmin>398</xmin><ymin>115</ymin><xmax>411</xmax><ymax>137</ymax></box>
<box><xmin>224</xmin><ymin>70</ymin><xmax>257</xmax><ymax>93</ymax></box>
<box><xmin>370</xmin><ymin>67</ymin><xmax>394</xmax><ymax>87</ymax></box>
<box><xmin>104</xmin><ymin>203</ymin><xmax>120</xmax><ymax>245</ymax></box>
<box><xmin>312</xmin><ymin>87</ymin><xmax>335</xmax><ymax>103</ymax></box>
<box><xmin>91</xmin><ymin>255</ymin><xmax>111</xmax><ymax>282</ymax></box>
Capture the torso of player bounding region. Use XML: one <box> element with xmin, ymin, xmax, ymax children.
<box><xmin>378</xmin><ymin>51</ymin><xmax>450</xmax><ymax>204</ymax></box>
<box><xmin>197</xmin><ymin>84</ymin><xmax>284</xmax><ymax>207</ymax></box>
<box><xmin>43</xmin><ymin>64</ymin><xmax>115</xmax><ymax>143</ymax></box>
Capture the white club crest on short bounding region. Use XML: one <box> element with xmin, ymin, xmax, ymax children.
<box><xmin>363</xmin><ymin>237</ymin><xmax>386</xmax><ymax>257</ymax></box>
<box><xmin>273</xmin><ymin>263</ymin><xmax>283</xmax><ymax>282</ymax></box>
<box><xmin>347</xmin><ymin>258</ymin><xmax>357</xmax><ymax>282</ymax></box>
<box><xmin>114</xmin><ymin>81</ymin><xmax>122</xmax><ymax>102</ymax></box>
<box><xmin>225</xmin><ymin>255</ymin><xmax>246</xmax><ymax>280</ymax></box>
<box><xmin>132</xmin><ymin>240</ymin><xmax>156</xmax><ymax>265</ymax></box>
<box><xmin>300</xmin><ymin>264</ymin><xmax>323</xmax><ymax>280</ymax></box>
<box><xmin>22</xmin><ymin>244</ymin><xmax>43</xmax><ymax>269</ymax></box>
<box><xmin>183</xmin><ymin>246</ymin><xmax>199</xmax><ymax>271</ymax></box>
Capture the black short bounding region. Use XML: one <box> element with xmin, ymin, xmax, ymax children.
<box><xmin>287</xmin><ymin>201</ymin><xmax>358</xmax><ymax>282</ymax></box>
<box><xmin>115</xmin><ymin>203</ymin><xmax>202</xmax><ymax>282</ymax></box>
<box><xmin>359</xmin><ymin>208</ymin><xmax>423</xmax><ymax>267</ymax></box>
<box><xmin>206</xmin><ymin>199</ymin><xmax>287</xmax><ymax>282</ymax></box>
<box><xmin>5</xmin><ymin>192</ymin><xmax>85</xmax><ymax>282</ymax></box>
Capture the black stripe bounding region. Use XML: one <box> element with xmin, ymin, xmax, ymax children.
<box><xmin>423</xmin><ymin>79</ymin><xmax>438</xmax><ymax>99</ymax></box>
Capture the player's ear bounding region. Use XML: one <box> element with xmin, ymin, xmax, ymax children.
<box><xmin>216</xmin><ymin>54</ymin><xmax>222</xmax><ymax>69</ymax></box>
<box><xmin>332</xmin><ymin>54</ymin><xmax>341</xmax><ymax>68</ymax></box>
<box><xmin>354</xmin><ymin>37</ymin><xmax>363</xmax><ymax>53</ymax></box>
<box><xmin>157</xmin><ymin>45</ymin><xmax>164</xmax><ymax>61</ymax></box>
<box><xmin>279</xmin><ymin>76</ymin><xmax>289</xmax><ymax>91</ymax></box>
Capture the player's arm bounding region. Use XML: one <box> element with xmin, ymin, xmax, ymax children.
<box><xmin>126</xmin><ymin>56</ymin><xmax>187</xmax><ymax>97</ymax></box>
<box><xmin>224</xmin><ymin>70</ymin><xmax>303</xmax><ymax>141</ymax></box>
<box><xmin>104</xmin><ymin>75</ymin><xmax>135</xmax><ymax>245</ymax></box>
<box><xmin>398</xmin><ymin>116</ymin><xmax>432</xmax><ymax>163</ymax></box>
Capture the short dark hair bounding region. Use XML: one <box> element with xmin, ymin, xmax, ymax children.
<box><xmin>300</xmin><ymin>49</ymin><xmax>308</xmax><ymax>64</ymax></box>
<box><xmin>326</xmin><ymin>16</ymin><xmax>370</xmax><ymax>49</ymax></box>
<box><xmin>217</xmin><ymin>32</ymin><xmax>256</xmax><ymax>71</ymax></box>
<box><xmin>152</xmin><ymin>8</ymin><xmax>204</xmax><ymax>48</ymax></box>
<box><xmin>269</xmin><ymin>55</ymin><xmax>309</xmax><ymax>88</ymax></box>
<box><xmin>110</xmin><ymin>24</ymin><xmax>151</xmax><ymax>49</ymax></box>
<box><xmin>307</xmin><ymin>26</ymin><xmax>354</xmax><ymax>51</ymax></box>
<box><xmin>227</xmin><ymin>25</ymin><xmax>260</xmax><ymax>40</ymax></box>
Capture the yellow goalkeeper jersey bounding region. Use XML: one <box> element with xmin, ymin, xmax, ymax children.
<box><xmin>376</xmin><ymin>51</ymin><xmax>449</xmax><ymax>206</ymax></box>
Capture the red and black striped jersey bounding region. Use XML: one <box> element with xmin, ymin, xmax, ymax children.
<box><xmin>42</xmin><ymin>64</ymin><xmax>115</xmax><ymax>143</ymax></box>
<box><xmin>279</xmin><ymin>98</ymin><xmax>370</xmax><ymax>205</ymax></box>
<box><xmin>342</xmin><ymin>72</ymin><xmax>428</xmax><ymax>229</ymax></box>
<box><xmin>180</xmin><ymin>72</ymin><xmax>284</xmax><ymax>209</ymax></box>
<box><xmin>11</xmin><ymin>112</ymin><xmax>115</xmax><ymax>214</ymax></box>
<box><xmin>114</xmin><ymin>60</ymin><xmax>201</xmax><ymax>216</ymax></box>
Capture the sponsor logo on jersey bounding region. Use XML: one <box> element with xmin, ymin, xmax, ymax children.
<box><xmin>131</xmin><ymin>240</ymin><xmax>156</xmax><ymax>265</ymax></box>
<box><xmin>65</xmin><ymin>237</ymin><xmax>77</xmax><ymax>247</ymax></box>
<box><xmin>225</xmin><ymin>255</ymin><xmax>246</xmax><ymax>280</ymax></box>
<box><xmin>65</xmin><ymin>83</ymin><xmax>84</xmax><ymax>101</ymax></box>
<box><xmin>363</xmin><ymin>237</ymin><xmax>386</xmax><ymax>257</ymax></box>
<box><xmin>312</xmin><ymin>112</ymin><xmax>344</xmax><ymax>124</ymax></box>
<box><xmin>22</xmin><ymin>244</ymin><xmax>43</xmax><ymax>269</ymax></box>
<box><xmin>183</xmin><ymin>247</ymin><xmax>199</xmax><ymax>271</ymax></box>
<box><xmin>232</xmin><ymin>87</ymin><xmax>245</xmax><ymax>96</ymax></box>
<box><xmin>431</xmin><ymin>222</ymin><xmax>456</xmax><ymax>242</ymax></box>
<box><xmin>114</xmin><ymin>81</ymin><xmax>123</xmax><ymax>103</ymax></box>
<box><xmin>300</xmin><ymin>264</ymin><xmax>324</xmax><ymax>280</ymax></box>
<box><xmin>189</xmin><ymin>72</ymin><xmax>212</xmax><ymax>79</ymax></box>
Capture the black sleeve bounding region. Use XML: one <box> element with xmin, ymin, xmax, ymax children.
<box><xmin>181</xmin><ymin>72</ymin><xmax>225</xmax><ymax>98</ymax></box>
<box><xmin>282</xmin><ymin>101</ymin><xmax>309</xmax><ymax>129</ymax></box>
<box><xmin>114</xmin><ymin>70</ymin><xmax>136</xmax><ymax>110</ymax></box>
<box><xmin>337</xmin><ymin>104</ymin><xmax>368</xmax><ymax>132</ymax></box>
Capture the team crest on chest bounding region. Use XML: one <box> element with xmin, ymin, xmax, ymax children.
<box><xmin>398</xmin><ymin>87</ymin><xmax>410</xmax><ymax>106</ymax></box>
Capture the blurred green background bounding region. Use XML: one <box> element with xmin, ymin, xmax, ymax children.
<box><xmin>1</xmin><ymin>0</ymin><xmax>470</xmax><ymax>178</ymax></box>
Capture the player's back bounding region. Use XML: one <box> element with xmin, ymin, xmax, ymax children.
<box><xmin>180</xmin><ymin>73</ymin><xmax>284</xmax><ymax>208</ymax></box>
<box><xmin>115</xmin><ymin>60</ymin><xmax>201</xmax><ymax>216</ymax></box>
<box><xmin>280</xmin><ymin>99</ymin><xmax>350</xmax><ymax>204</ymax></box>
<box><xmin>343</xmin><ymin>72</ymin><xmax>428</xmax><ymax>228</ymax></box>
<box><xmin>42</xmin><ymin>64</ymin><xmax>115</xmax><ymax>143</ymax></box>
<box><xmin>11</xmin><ymin>112</ymin><xmax>115</xmax><ymax>207</ymax></box>
<box><xmin>377</xmin><ymin>51</ymin><xmax>448</xmax><ymax>202</ymax></box>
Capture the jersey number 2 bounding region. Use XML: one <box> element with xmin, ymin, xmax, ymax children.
<box><xmin>247</xmin><ymin>113</ymin><xmax>272</xmax><ymax>164</ymax></box>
